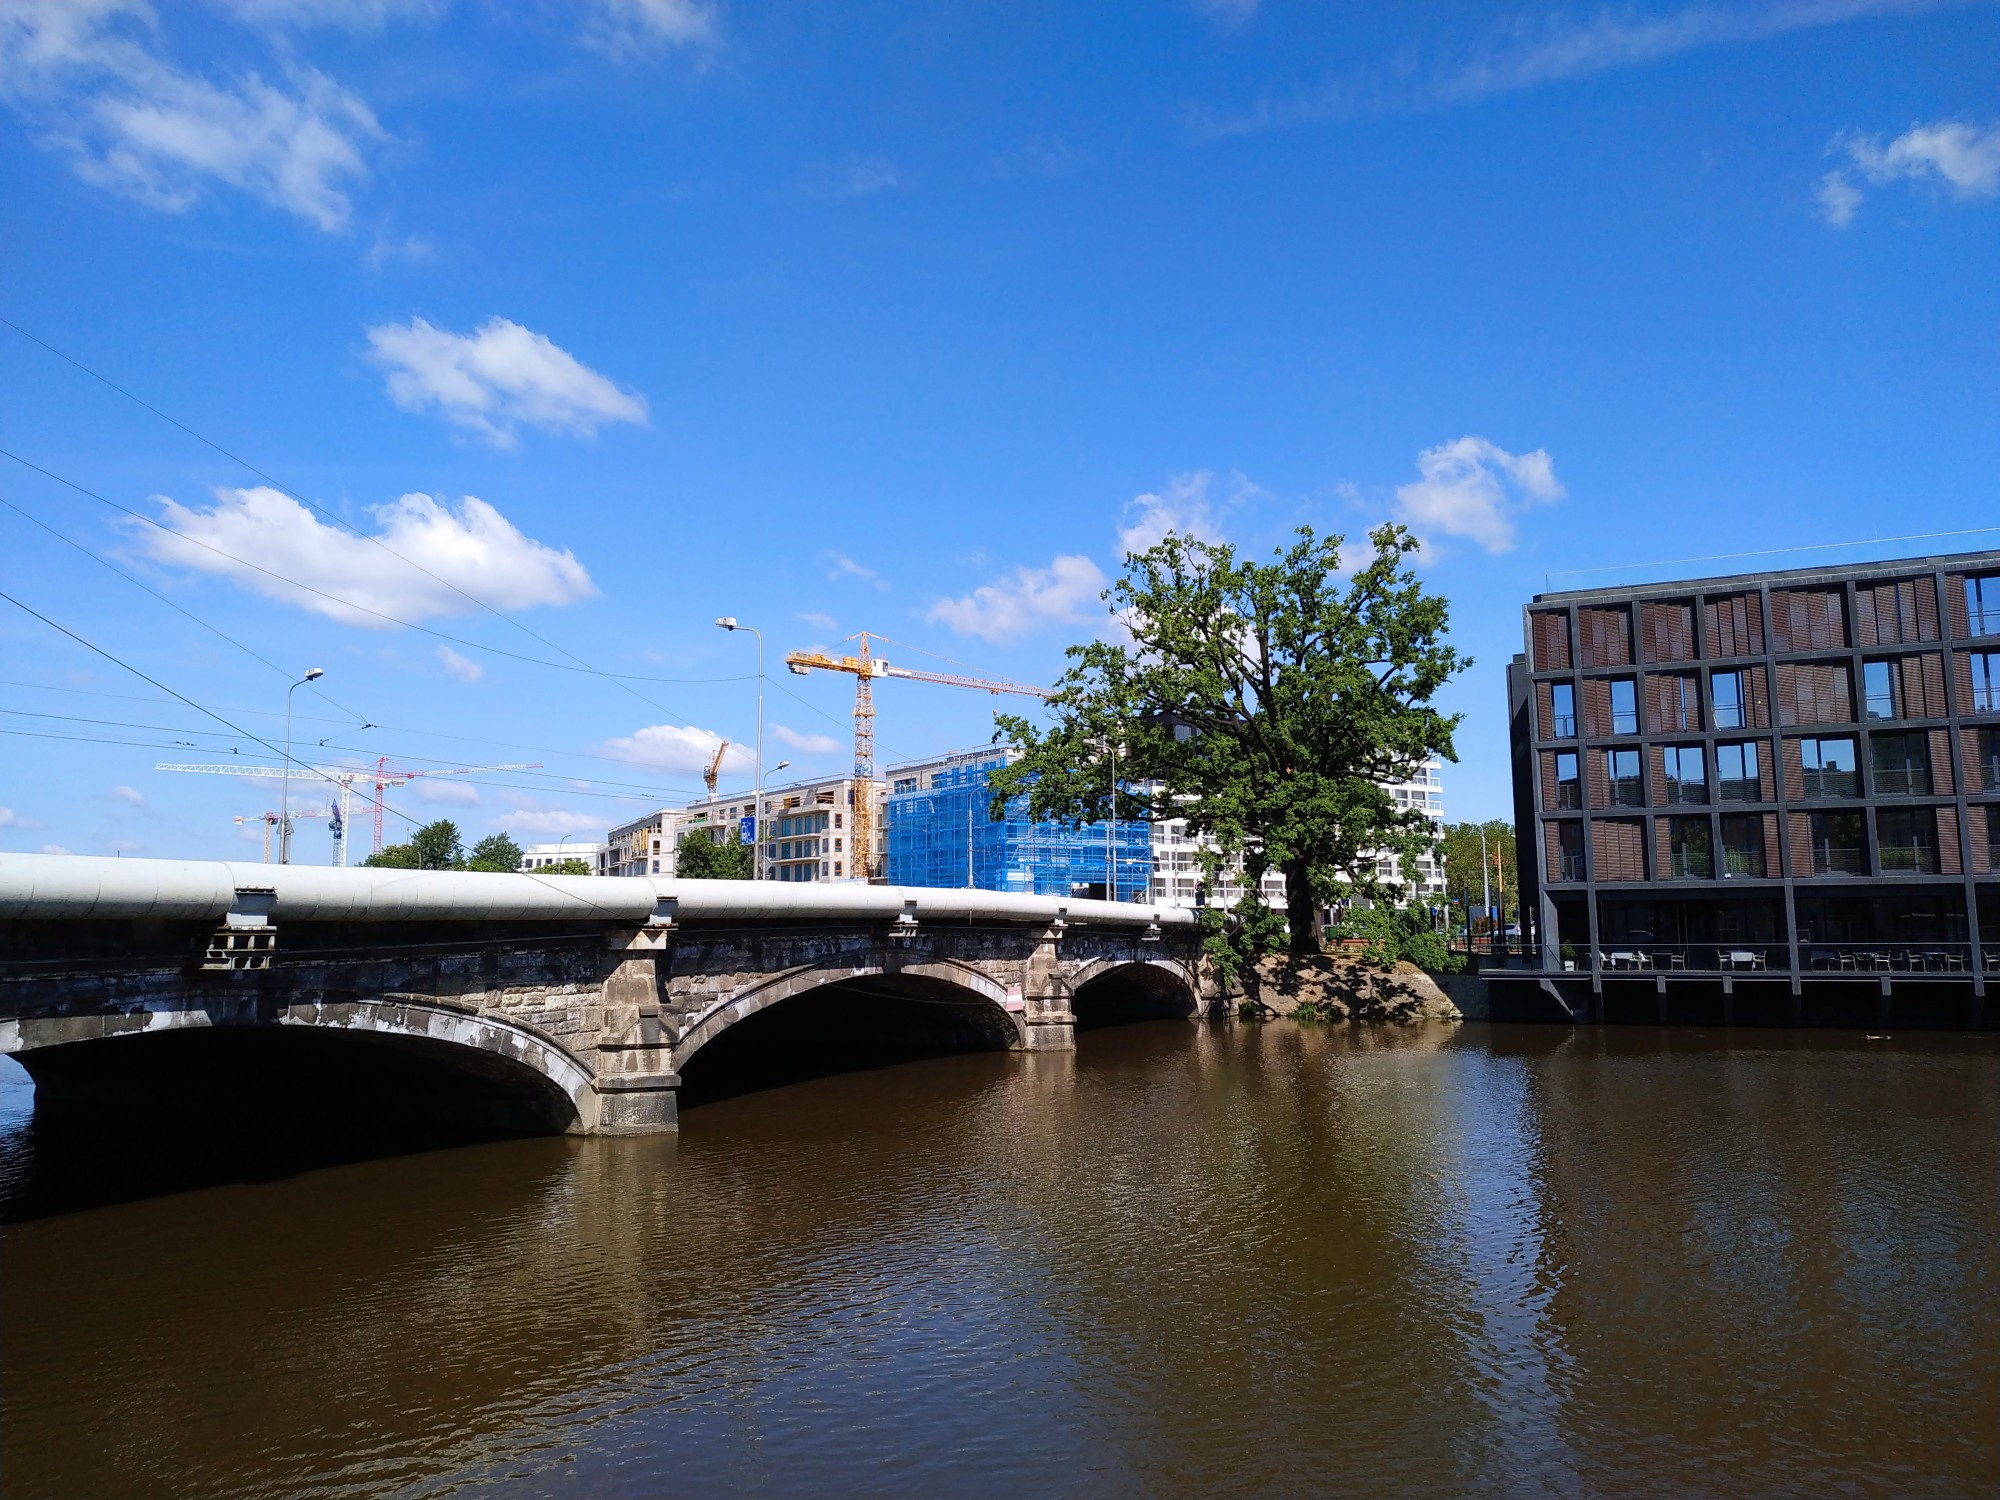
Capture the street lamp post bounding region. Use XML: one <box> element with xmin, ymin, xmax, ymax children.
<box><xmin>280</xmin><ymin>667</ymin><xmax>325</xmax><ymax>865</ymax></box>
<box><xmin>715</xmin><ymin>618</ymin><xmax>764</xmax><ymax>879</ymax></box>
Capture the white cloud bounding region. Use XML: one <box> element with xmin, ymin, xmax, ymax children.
<box><xmin>928</xmin><ymin>555</ymin><xmax>1109</xmax><ymax>644</ymax></box>
<box><xmin>824</xmin><ymin>551</ymin><xmax>889</xmax><ymax>589</ymax></box>
<box><xmin>436</xmin><ymin>645</ymin><xmax>484</xmax><ymax>682</ymax></box>
<box><xmin>1117</xmin><ymin>470</ymin><xmax>1252</xmax><ymax>557</ymax></box>
<box><xmin>494</xmin><ymin>808</ymin><xmax>603</xmax><ymax>837</ymax></box>
<box><xmin>209</xmin><ymin>0</ymin><xmax>441</xmax><ymax>32</ymax></box>
<box><xmin>1392</xmin><ymin>436</ymin><xmax>1564</xmax><ymax>554</ymax></box>
<box><xmin>416</xmin><ymin>777</ymin><xmax>481</xmax><ymax>806</ymax></box>
<box><xmin>40</xmin><ymin>844</ymin><xmax>74</xmax><ymax>856</ymax></box>
<box><xmin>0</xmin><ymin>0</ymin><xmax>385</xmax><ymax>230</ymax></box>
<box><xmin>799</xmin><ymin>154</ymin><xmax>902</xmax><ymax>200</ymax></box>
<box><xmin>111</xmin><ymin>785</ymin><xmax>145</xmax><ymax>807</ymax></box>
<box><xmin>597</xmin><ymin>723</ymin><xmax>753</xmax><ymax>776</ymax></box>
<box><xmin>771</xmin><ymin>724</ymin><xmax>841</xmax><ymax>755</ymax></box>
<box><xmin>138</xmin><ymin>486</ymin><xmax>597</xmax><ymax>626</ymax></box>
<box><xmin>365</xmin><ymin>316</ymin><xmax>649</xmax><ymax>447</ymax></box>
<box><xmin>1192</xmin><ymin>1</ymin><xmax>1952</xmax><ymax>140</ymax></box>
<box><xmin>1816</xmin><ymin>169</ymin><xmax>1864</xmax><ymax>226</ymax></box>
<box><xmin>582</xmin><ymin>0</ymin><xmax>719</xmax><ymax>59</ymax></box>
<box><xmin>363</xmin><ymin>232</ymin><xmax>434</xmax><ymax>270</ymax></box>
<box><xmin>1820</xmin><ymin>119</ymin><xmax>2000</xmax><ymax>224</ymax></box>
<box><xmin>0</xmin><ymin>808</ymin><xmax>16</xmax><ymax>828</ymax></box>
<box><xmin>797</xmin><ymin>610</ymin><xmax>837</xmax><ymax>632</ymax></box>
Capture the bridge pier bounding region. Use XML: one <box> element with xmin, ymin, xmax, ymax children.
<box><xmin>592</xmin><ymin>926</ymin><xmax>680</xmax><ymax>1133</ymax></box>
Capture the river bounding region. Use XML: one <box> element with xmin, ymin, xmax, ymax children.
<box><xmin>1</xmin><ymin>1021</ymin><xmax>1995</xmax><ymax>1498</ymax></box>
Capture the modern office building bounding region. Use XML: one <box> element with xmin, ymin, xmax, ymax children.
<box><xmin>1502</xmin><ymin>550</ymin><xmax>1999</xmax><ymax>1026</ymax></box>
<box><xmin>606</xmin><ymin>810</ymin><xmax>684</xmax><ymax>878</ymax></box>
<box><xmin>884</xmin><ymin>747</ymin><xmax>1152</xmax><ymax>898</ymax></box>
<box><xmin>518</xmin><ymin>841</ymin><xmax>610</xmax><ymax>875</ymax></box>
<box><xmin>678</xmin><ymin>773</ymin><xmax>883</xmax><ymax>883</ymax></box>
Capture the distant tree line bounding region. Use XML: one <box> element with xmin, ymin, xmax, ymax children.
<box><xmin>361</xmin><ymin>821</ymin><xmax>586</xmax><ymax>874</ymax></box>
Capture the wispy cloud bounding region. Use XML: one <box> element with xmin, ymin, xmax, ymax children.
<box><xmin>798</xmin><ymin>154</ymin><xmax>902</xmax><ymax>200</ymax></box>
<box><xmin>581</xmin><ymin>0</ymin><xmax>720</xmax><ymax>60</ymax></box>
<box><xmin>1191</xmin><ymin>1</ymin><xmax>1955</xmax><ymax>140</ymax></box>
<box><xmin>363</xmin><ymin>231</ymin><xmax>434</xmax><ymax>270</ymax></box>
<box><xmin>771</xmin><ymin>724</ymin><xmax>841</xmax><ymax>755</ymax></box>
<box><xmin>436</xmin><ymin>645</ymin><xmax>484</xmax><ymax>682</ymax></box>
<box><xmin>0</xmin><ymin>0</ymin><xmax>386</xmax><ymax>229</ymax></box>
<box><xmin>111</xmin><ymin>784</ymin><xmax>146</xmax><ymax>807</ymax></box>
<box><xmin>1117</xmin><ymin>470</ymin><xmax>1264</xmax><ymax>557</ymax></box>
<box><xmin>1393</xmin><ymin>436</ymin><xmax>1564</xmax><ymax>554</ymax></box>
<box><xmin>494</xmin><ymin>807</ymin><xmax>603</xmax><ymax>837</ymax></box>
<box><xmin>928</xmin><ymin>555</ymin><xmax>1109</xmax><ymax>644</ymax></box>
<box><xmin>366</xmin><ymin>316</ymin><xmax>649</xmax><ymax>447</ymax></box>
<box><xmin>417</xmin><ymin>777</ymin><xmax>480</xmax><ymax>806</ymax></box>
<box><xmin>1818</xmin><ymin>118</ymin><xmax>2000</xmax><ymax>225</ymax></box>
<box><xmin>824</xmin><ymin>551</ymin><xmax>890</xmax><ymax>589</ymax></box>
<box><xmin>597</xmin><ymin>723</ymin><xmax>753</xmax><ymax>776</ymax></box>
<box><xmin>139</xmin><ymin>486</ymin><xmax>596</xmax><ymax>626</ymax></box>
<box><xmin>797</xmin><ymin>610</ymin><xmax>837</xmax><ymax>632</ymax></box>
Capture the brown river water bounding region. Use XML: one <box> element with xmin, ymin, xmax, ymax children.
<box><xmin>1</xmin><ymin>1021</ymin><xmax>1996</xmax><ymax>1498</ymax></box>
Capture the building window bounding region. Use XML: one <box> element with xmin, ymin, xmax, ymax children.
<box><xmin>1712</xmin><ymin>669</ymin><xmax>1747</xmax><ymax>729</ymax></box>
<box><xmin>1667</xmin><ymin>816</ymin><xmax>1713</xmax><ymax>878</ymax></box>
<box><xmin>1980</xmin><ymin>729</ymin><xmax>2000</xmax><ymax>789</ymax></box>
<box><xmin>1551</xmin><ymin>681</ymin><xmax>1576</xmax><ymax>739</ymax></box>
<box><xmin>1555</xmin><ymin>751</ymin><xmax>1581</xmax><ymax>810</ymax></box>
<box><xmin>1809</xmin><ymin>812</ymin><xmax>1865</xmax><ymax>875</ymax></box>
<box><xmin>1716</xmin><ymin>741</ymin><xmax>1761</xmax><ymax>802</ymax></box>
<box><xmin>1967</xmin><ymin>575</ymin><xmax>2000</xmax><ymax>637</ymax></box>
<box><xmin>1557</xmin><ymin>821</ymin><xmax>1585</xmax><ymax>881</ymax></box>
<box><xmin>1971</xmin><ymin>652</ymin><xmax>2000</xmax><ymax>713</ymax></box>
<box><xmin>1720</xmin><ymin>815</ymin><xmax>1766</xmax><ymax>878</ymax></box>
<box><xmin>1609</xmin><ymin>677</ymin><xmax>1639</xmax><ymax>736</ymax></box>
<box><xmin>1868</xmin><ymin>732</ymin><xmax>1932</xmax><ymax>797</ymax></box>
<box><xmin>1862</xmin><ymin>659</ymin><xmax>1900</xmax><ymax>720</ymax></box>
<box><xmin>1606</xmin><ymin>748</ymin><xmax>1644</xmax><ymax>806</ymax></box>
<box><xmin>1875</xmin><ymin>809</ymin><xmax>1938</xmax><ymax>873</ymax></box>
<box><xmin>1799</xmin><ymin>736</ymin><xmax>1859</xmax><ymax>799</ymax></box>
<box><xmin>1662</xmin><ymin>745</ymin><xmax>1707</xmax><ymax>804</ymax></box>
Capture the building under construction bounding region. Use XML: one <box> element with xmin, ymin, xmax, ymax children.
<box><xmin>884</xmin><ymin>748</ymin><xmax>1152</xmax><ymax>899</ymax></box>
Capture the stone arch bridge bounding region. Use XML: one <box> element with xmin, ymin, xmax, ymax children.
<box><xmin>0</xmin><ymin>855</ymin><xmax>1207</xmax><ymax>1134</ymax></box>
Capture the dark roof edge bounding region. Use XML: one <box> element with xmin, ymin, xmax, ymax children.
<box><xmin>1530</xmin><ymin>546</ymin><xmax>2000</xmax><ymax>606</ymax></box>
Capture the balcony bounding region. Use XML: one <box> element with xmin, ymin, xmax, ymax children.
<box><xmin>1805</xmin><ymin>943</ymin><xmax>1974</xmax><ymax>974</ymax></box>
<box><xmin>1594</xmin><ymin>944</ymin><xmax>1788</xmax><ymax>972</ymax></box>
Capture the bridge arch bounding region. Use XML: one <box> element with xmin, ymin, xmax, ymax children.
<box><xmin>671</xmin><ymin>952</ymin><xmax>1025</xmax><ymax>1104</ymax></box>
<box><xmin>1066</xmin><ymin>956</ymin><xmax>1201</xmax><ymax>1029</ymax></box>
<box><xmin>7</xmin><ymin>998</ymin><xmax>596</xmax><ymax>1136</ymax></box>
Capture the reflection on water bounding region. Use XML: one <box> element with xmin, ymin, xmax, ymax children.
<box><xmin>1</xmin><ymin>1026</ymin><xmax>1995</xmax><ymax>1498</ymax></box>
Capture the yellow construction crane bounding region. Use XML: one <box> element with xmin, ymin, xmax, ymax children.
<box><xmin>703</xmin><ymin>740</ymin><xmax>730</xmax><ymax>798</ymax></box>
<box><xmin>785</xmin><ymin>631</ymin><xmax>1049</xmax><ymax>881</ymax></box>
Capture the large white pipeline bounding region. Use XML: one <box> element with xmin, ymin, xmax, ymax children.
<box><xmin>0</xmin><ymin>853</ymin><xmax>1194</xmax><ymax>929</ymax></box>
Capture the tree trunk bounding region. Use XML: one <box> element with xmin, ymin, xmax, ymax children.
<box><xmin>1283</xmin><ymin>856</ymin><xmax>1322</xmax><ymax>955</ymax></box>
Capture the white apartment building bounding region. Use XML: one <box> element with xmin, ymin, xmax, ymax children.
<box><xmin>606</xmin><ymin>809</ymin><xmax>685</xmax><ymax>878</ymax></box>
<box><xmin>518</xmin><ymin>840</ymin><xmax>611</xmax><ymax>875</ymax></box>
<box><xmin>1147</xmin><ymin>760</ymin><xmax>1448</xmax><ymax>910</ymax></box>
<box><xmin>680</xmin><ymin>773</ymin><xmax>886</xmax><ymax>883</ymax></box>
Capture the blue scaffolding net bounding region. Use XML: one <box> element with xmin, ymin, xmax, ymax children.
<box><xmin>885</xmin><ymin>753</ymin><xmax>1152</xmax><ymax>898</ymax></box>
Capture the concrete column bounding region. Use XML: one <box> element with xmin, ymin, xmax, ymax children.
<box><xmin>592</xmin><ymin>926</ymin><xmax>679</xmax><ymax>1133</ymax></box>
<box><xmin>1021</xmin><ymin>920</ymin><xmax>1075</xmax><ymax>1050</ymax></box>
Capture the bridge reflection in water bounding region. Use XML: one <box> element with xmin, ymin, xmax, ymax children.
<box><xmin>2</xmin><ymin>1024</ymin><xmax>1993</xmax><ymax>1497</ymax></box>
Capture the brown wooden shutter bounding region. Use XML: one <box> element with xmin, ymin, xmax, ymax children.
<box><xmin>1856</xmin><ymin>585</ymin><xmax>1881</xmax><ymax>647</ymax></box>
<box><xmin>1920</xmin><ymin>653</ymin><xmax>1946</xmax><ymax>717</ymax></box>
<box><xmin>1531</xmin><ymin>612</ymin><xmax>1571</xmax><ymax>670</ymax></box>
<box><xmin>1915</xmin><ymin>578</ymin><xmax>1940</xmax><ymax>642</ymax></box>
<box><xmin>1761</xmin><ymin>813</ymin><xmax>1781</xmax><ymax>873</ymax></box>
<box><xmin>1953</xmin><ymin>650</ymin><xmax>1974</xmax><ymax>709</ymax></box>
<box><xmin>1773</xmin><ymin>588</ymin><xmax>1847</xmax><ymax>651</ymax></box>
<box><xmin>1781</xmin><ymin>738</ymin><xmax>1804</xmax><ymax>799</ymax></box>
<box><xmin>1587</xmin><ymin>749</ymin><xmax>1610</xmax><ymax>808</ymax></box>
<box><xmin>1544</xmin><ymin>821</ymin><xmax>1566</xmax><ymax>880</ymax></box>
<box><xmin>1947</xmin><ymin>575</ymin><xmax>1970</xmax><ymax>639</ymax></box>
<box><xmin>1787</xmin><ymin>813</ymin><xmax>1812</xmax><ymax>877</ymax></box>
<box><xmin>1647</xmin><ymin>744</ymin><xmax>1666</xmax><ymax>804</ymax></box>
<box><xmin>1746</xmin><ymin>667</ymin><xmax>1772</xmax><ymax>728</ymax></box>
<box><xmin>1705</xmin><ymin>592</ymin><xmax>1764</xmax><ymax>657</ymax></box>
<box><xmin>1583</xmin><ymin>678</ymin><xmax>1613</xmax><ymax>739</ymax></box>
<box><xmin>1641</xmin><ymin>601</ymin><xmax>1695</xmax><ymax>662</ymax></box>
<box><xmin>1592</xmin><ymin>819</ymin><xmax>1646</xmax><ymax>881</ymax></box>
<box><xmin>1969</xmin><ymin>807</ymin><xmax>1992</xmax><ymax>874</ymax></box>
<box><xmin>1785</xmin><ymin>663</ymin><xmax>1854</xmax><ymax>725</ymax></box>
<box><xmin>1535</xmin><ymin>681</ymin><xmax>1555</xmax><ymax>739</ymax></box>
<box><xmin>1579</xmin><ymin>607</ymin><xmax>1632</xmax><ymax>667</ymax></box>
<box><xmin>1937</xmin><ymin>807</ymin><xmax>1962</xmax><ymax>875</ymax></box>
<box><xmin>1647</xmin><ymin>673</ymin><xmax>1698</xmax><ymax>732</ymax></box>
<box><xmin>1964</xmin><ymin>728</ymin><xmax>1986</xmax><ymax>793</ymax></box>
<box><xmin>1539</xmin><ymin>751</ymin><xmax>1559</xmax><ymax>810</ymax></box>
<box><xmin>1758</xmin><ymin>740</ymin><xmax>1777</xmax><ymax>801</ymax></box>
<box><xmin>1652</xmin><ymin>817</ymin><xmax>1672</xmax><ymax>877</ymax></box>
<box><xmin>1928</xmin><ymin>729</ymin><xmax>1954</xmax><ymax>794</ymax></box>
<box><xmin>1855</xmin><ymin>580</ymin><xmax>1931</xmax><ymax>645</ymax></box>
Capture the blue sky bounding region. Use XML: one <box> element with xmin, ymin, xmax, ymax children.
<box><xmin>1</xmin><ymin>0</ymin><xmax>1996</xmax><ymax>861</ymax></box>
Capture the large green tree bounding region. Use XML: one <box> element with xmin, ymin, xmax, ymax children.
<box><xmin>466</xmin><ymin>833</ymin><xmax>524</xmax><ymax>873</ymax></box>
<box><xmin>674</xmin><ymin>829</ymin><xmax>753</xmax><ymax>880</ymax></box>
<box><xmin>363</xmin><ymin>819</ymin><xmax>465</xmax><ymax>870</ymax></box>
<box><xmin>990</xmin><ymin>524</ymin><xmax>1465</xmax><ymax>956</ymax></box>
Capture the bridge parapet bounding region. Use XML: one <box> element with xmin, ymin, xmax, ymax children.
<box><xmin>0</xmin><ymin>856</ymin><xmax>1204</xmax><ymax>1134</ymax></box>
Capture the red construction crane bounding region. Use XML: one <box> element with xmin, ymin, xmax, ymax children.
<box><xmin>369</xmin><ymin>757</ymin><xmax>542</xmax><ymax>854</ymax></box>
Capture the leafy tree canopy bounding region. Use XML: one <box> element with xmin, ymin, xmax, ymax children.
<box><xmin>466</xmin><ymin>833</ymin><xmax>524</xmax><ymax>873</ymax></box>
<box><xmin>537</xmin><ymin>857</ymin><xmax>595</xmax><ymax>876</ymax></box>
<box><xmin>990</xmin><ymin>523</ymin><xmax>1465</xmax><ymax>956</ymax></box>
<box><xmin>362</xmin><ymin>819</ymin><xmax>484</xmax><ymax>871</ymax></box>
<box><xmin>675</xmin><ymin>828</ymin><xmax>753</xmax><ymax>880</ymax></box>
<box><xmin>1439</xmin><ymin>820</ymin><xmax>1518</xmax><ymax>934</ymax></box>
